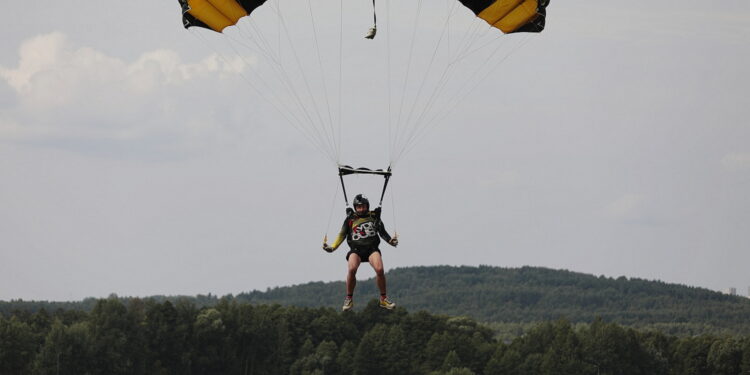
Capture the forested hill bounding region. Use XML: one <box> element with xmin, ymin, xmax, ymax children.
<box><xmin>235</xmin><ymin>266</ymin><xmax>750</xmax><ymax>335</ymax></box>
<box><xmin>3</xmin><ymin>266</ymin><xmax>750</xmax><ymax>335</ymax></box>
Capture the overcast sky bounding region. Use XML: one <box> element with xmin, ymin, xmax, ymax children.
<box><xmin>1</xmin><ymin>0</ymin><xmax>749</xmax><ymax>301</ymax></box>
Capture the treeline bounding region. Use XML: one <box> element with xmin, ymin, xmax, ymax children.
<box><xmin>2</xmin><ymin>297</ymin><xmax>750</xmax><ymax>375</ymax></box>
<box><xmin>4</xmin><ymin>266</ymin><xmax>750</xmax><ymax>337</ymax></box>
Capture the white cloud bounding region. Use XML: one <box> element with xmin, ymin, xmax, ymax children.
<box><xmin>0</xmin><ymin>32</ymin><xmax>253</xmax><ymax>153</ymax></box>
<box><xmin>1</xmin><ymin>32</ymin><xmax>66</xmax><ymax>92</ymax></box>
<box><xmin>721</xmin><ymin>153</ymin><xmax>750</xmax><ymax>169</ymax></box>
<box><xmin>126</xmin><ymin>50</ymin><xmax>248</xmax><ymax>94</ymax></box>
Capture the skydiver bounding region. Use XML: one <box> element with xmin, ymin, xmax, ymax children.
<box><xmin>323</xmin><ymin>194</ymin><xmax>398</xmax><ymax>311</ymax></box>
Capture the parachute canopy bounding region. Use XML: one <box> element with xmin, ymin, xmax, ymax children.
<box><xmin>179</xmin><ymin>0</ymin><xmax>267</xmax><ymax>32</ymax></box>
<box><xmin>180</xmin><ymin>0</ymin><xmax>547</xmax><ymax>35</ymax></box>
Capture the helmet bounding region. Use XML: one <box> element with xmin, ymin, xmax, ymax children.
<box><xmin>353</xmin><ymin>194</ymin><xmax>370</xmax><ymax>215</ymax></box>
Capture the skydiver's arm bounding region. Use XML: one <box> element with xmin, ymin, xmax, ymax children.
<box><xmin>377</xmin><ymin>219</ymin><xmax>393</xmax><ymax>243</ymax></box>
<box><xmin>331</xmin><ymin>220</ymin><xmax>349</xmax><ymax>250</ymax></box>
<box><xmin>376</xmin><ymin>217</ymin><xmax>398</xmax><ymax>247</ymax></box>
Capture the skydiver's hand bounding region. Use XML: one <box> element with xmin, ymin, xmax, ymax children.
<box><xmin>374</xmin><ymin>207</ymin><xmax>382</xmax><ymax>217</ymax></box>
<box><xmin>388</xmin><ymin>238</ymin><xmax>398</xmax><ymax>247</ymax></box>
<box><xmin>346</xmin><ymin>207</ymin><xmax>354</xmax><ymax>216</ymax></box>
<box><xmin>323</xmin><ymin>244</ymin><xmax>334</xmax><ymax>253</ymax></box>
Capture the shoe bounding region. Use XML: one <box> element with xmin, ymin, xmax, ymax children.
<box><xmin>342</xmin><ymin>297</ymin><xmax>354</xmax><ymax>311</ymax></box>
<box><xmin>379</xmin><ymin>297</ymin><xmax>395</xmax><ymax>310</ymax></box>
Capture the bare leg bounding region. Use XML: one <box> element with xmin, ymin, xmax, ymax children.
<box><xmin>347</xmin><ymin>253</ymin><xmax>362</xmax><ymax>296</ymax></box>
<box><xmin>368</xmin><ymin>251</ymin><xmax>387</xmax><ymax>298</ymax></box>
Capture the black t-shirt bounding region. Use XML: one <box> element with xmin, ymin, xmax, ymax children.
<box><xmin>333</xmin><ymin>211</ymin><xmax>392</xmax><ymax>250</ymax></box>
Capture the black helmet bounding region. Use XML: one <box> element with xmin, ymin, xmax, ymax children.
<box><xmin>353</xmin><ymin>194</ymin><xmax>370</xmax><ymax>213</ymax></box>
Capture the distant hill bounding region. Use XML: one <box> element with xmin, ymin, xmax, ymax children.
<box><xmin>4</xmin><ymin>266</ymin><xmax>750</xmax><ymax>336</ymax></box>
<box><xmin>234</xmin><ymin>266</ymin><xmax>750</xmax><ymax>335</ymax></box>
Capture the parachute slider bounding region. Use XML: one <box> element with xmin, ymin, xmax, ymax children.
<box><xmin>338</xmin><ymin>165</ymin><xmax>392</xmax><ymax>177</ymax></box>
<box><xmin>365</xmin><ymin>0</ymin><xmax>377</xmax><ymax>39</ymax></box>
<box><xmin>365</xmin><ymin>26</ymin><xmax>377</xmax><ymax>40</ymax></box>
<box><xmin>337</xmin><ymin>165</ymin><xmax>392</xmax><ymax>209</ymax></box>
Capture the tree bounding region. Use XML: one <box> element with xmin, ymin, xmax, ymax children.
<box><xmin>486</xmin><ymin>347</ymin><xmax>523</xmax><ymax>375</ymax></box>
<box><xmin>336</xmin><ymin>341</ymin><xmax>357</xmax><ymax>375</ymax></box>
<box><xmin>143</xmin><ymin>301</ymin><xmax>186</xmax><ymax>374</ymax></box>
<box><xmin>580</xmin><ymin>318</ymin><xmax>651</xmax><ymax>375</ymax></box>
<box><xmin>539</xmin><ymin>320</ymin><xmax>591</xmax><ymax>375</ymax></box>
<box><xmin>192</xmin><ymin>308</ymin><xmax>228</xmax><ymax>374</ymax></box>
<box><xmin>87</xmin><ymin>297</ymin><xmax>138</xmax><ymax>375</ymax></box>
<box><xmin>0</xmin><ymin>316</ymin><xmax>36</xmax><ymax>374</ymax></box>
<box><xmin>638</xmin><ymin>331</ymin><xmax>672</xmax><ymax>374</ymax></box>
<box><xmin>33</xmin><ymin>321</ymin><xmax>92</xmax><ymax>375</ymax></box>
<box><xmin>671</xmin><ymin>336</ymin><xmax>713</xmax><ymax>375</ymax></box>
<box><xmin>425</xmin><ymin>332</ymin><xmax>455</xmax><ymax>371</ymax></box>
<box><xmin>290</xmin><ymin>340</ymin><xmax>339</xmax><ymax>375</ymax></box>
<box><xmin>354</xmin><ymin>324</ymin><xmax>411</xmax><ymax>375</ymax></box>
<box><xmin>707</xmin><ymin>338</ymin><xmax>742</xmax><ymax>375</ymax></box>
<box><xmin>441</xmin><ymin>350</ymin><xmax>463</xmax><ymax>372</ymax></box>
<box><xmin>741</xmin><ymin>338</ymin><xmax>750</xmax><ymax>374</ymax></box>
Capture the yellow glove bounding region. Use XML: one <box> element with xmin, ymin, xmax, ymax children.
<box><xmin>323</xmin><ymin>235</ymin><xmax>334</xmax><ymax>253</ymax></box>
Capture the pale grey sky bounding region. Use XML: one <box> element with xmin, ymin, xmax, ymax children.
<box><xmin>1</xmin><ymin>0</ymin><xmax>749</xmax><ymax>301</ymax></box>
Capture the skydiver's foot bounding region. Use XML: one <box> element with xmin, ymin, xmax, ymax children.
<box><xmin>379</xmin><ymin>296</ymin><xmax>395</xmax><ymax>310</ymax></box>
<box><xmin>342</xmin><ymin>297</ymin><xmax>354</xmax><ymax>311</ymax></box>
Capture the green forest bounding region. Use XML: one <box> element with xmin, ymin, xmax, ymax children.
<box><xmin>4</xmin><ymin>266</ymin><xmax>750</xmax><ymax>338</ymax></box>
<box><xmin>2</xmin><ymin>297</ymin><xmax>750</xmax><ymax>375</ymax></box>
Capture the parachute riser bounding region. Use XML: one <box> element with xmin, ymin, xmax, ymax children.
<box><xmin>378</xmin><ymin>173</ymin><xmax>391</xmax><ymax>207</ymax></box>
<box><xmin>339</xmin><ymin>173</ymin><xmax>350</xmax><ymax>207</ymax></box>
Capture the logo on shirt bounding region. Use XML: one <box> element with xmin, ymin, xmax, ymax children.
<box><xmin>352</xmin><ymin>222</ymin><xmax>377</xmax><ymax>241</ymax></box>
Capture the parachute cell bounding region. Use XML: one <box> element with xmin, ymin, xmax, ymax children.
<box><xmin>179</xmin><ymin>0</ymin><xmax>267</xmax><ymax>32</ymax></box>
<box><xmin>460</xmin><ymin>0</ymin><xmax>548</xmax><ymax>33</ymax></box>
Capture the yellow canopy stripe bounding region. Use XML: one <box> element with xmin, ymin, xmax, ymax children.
<box><xmin>477</xmin><ymin>0</ymin><xmax>539</xmax><ymax>33</ymax></box>
<box><xmin>186</xmin><ymin>0</ymin><xmax>249</xmax><ymax>33</ymax></box>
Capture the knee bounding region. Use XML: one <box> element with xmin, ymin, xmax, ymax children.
<box><xmin>348</xmin><ymin>266</ymin><xmax>358</xmax><ymax>276</ymax></box>
<box><xmin>374</xmin><ymin>267</ymin><xmax>385</xmax><ymax>276</ymax></box>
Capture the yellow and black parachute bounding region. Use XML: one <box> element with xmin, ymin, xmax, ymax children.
<box><xmin>176</xmin><ymin>0</ymin><xmax>552</xmax><ymax>231</ymax></box>
<box><xmin>179</xmin><ymin>0</ymin><xmax>547</xmax><ymax>34</ymax></box>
